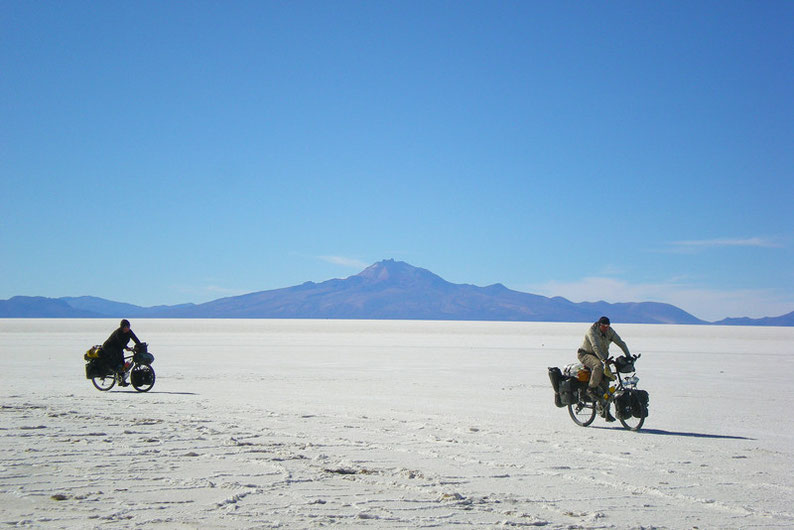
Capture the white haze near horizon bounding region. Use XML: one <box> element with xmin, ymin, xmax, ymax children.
<box><xmin>1</xmin><ymin>319</ymin><xmax>793</xmax><ymax>528</ymax></box>
<box><xmin>524</xmin><ymin>276</ymin><xmax>794</xmax><ymax>322</ymax></box>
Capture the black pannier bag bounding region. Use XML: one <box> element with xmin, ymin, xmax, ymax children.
<box><xmin>614</xmin><ymin>391</ymin><xmax>634</xmax><ymax>419</ymax></box>
<box><xmin>548</xmin><ymin>367</ymin><xmax>562</xmax><ymax>392</ymax></box>
<box><xmin>630</xmin><ymin>389</ymin><xmax>650</xmax><ymax>418</ymax></box>
<box><xmin>548</xmin><ymin>367</ymin><xmax>565</xmax><ymax>407</ymax></box>
<box><xmin>130</xmin><ymin>366</ymin><xmax>154</xmax><ymax>387</ymax></box>
<box><xmin>85</xmin><ymin>358</ymin><xmax>110</xmax><ymax>379</ymax></box>
<box><xmin>558</xmin><ymin>377</ymin><xmax>580</xmax><ymax>406</ymax></box>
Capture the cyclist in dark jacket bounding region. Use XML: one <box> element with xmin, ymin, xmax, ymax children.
<box><xmin>102</xmin><ymin>319</ymin><xmax>141</xmax><ymax>386</ymax></box>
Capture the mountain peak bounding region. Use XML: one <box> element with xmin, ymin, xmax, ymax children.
<box><xmin>355</xmin><ymin>259</ymin><xmax>445</xmax><ymax>286</ymax></box>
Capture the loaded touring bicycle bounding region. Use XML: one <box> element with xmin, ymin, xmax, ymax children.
<box><xmin>84</xmin><ymin>342</ymin><xmax>156</xmax><ymax>392</ymax></box>
<box><xmin>549</xmin><ymin>354</ymin><xmax>649</xmax><ymax>431</ymax></box>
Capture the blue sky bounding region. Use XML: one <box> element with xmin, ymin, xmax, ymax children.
<box><xmin>2</xmin><ymin>1</ymin><xmax>792</xmax><ymax>321</ymax></box>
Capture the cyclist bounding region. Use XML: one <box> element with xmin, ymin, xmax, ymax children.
<box><xmin>101</xmin><ymin>319</ymin><xmax>142</xmax><ymax>387</ymax></box>
<box><xmin>578</xmin><ymin>316</ymin><xmax>631</xmax><ymax>421</ymax></box>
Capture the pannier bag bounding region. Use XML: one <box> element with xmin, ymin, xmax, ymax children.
<box><xmin>85</xmin><ymin>358</ymin><xmax>110</xmax><ymax>379</ymax></box>
<box><xmin>614</xmin><ymin>391</ymin><xmax>634</xmax><ymax>419</ymax></box>
<box><xmin>84</xmin><ymin>345</ymin><xmax>102</xmax><ymax>361</ymax></box>
<box><xmin>548</xmin><ymin>367</ymin><xmax>562</xmax><ymax>393</ymax></box>
<box><xmin>548</xmin><ymin>367</ymin><xmax>565</xmax><ymax>408</ymax></box>
<box><xmin>130</xmin><ymin>366</ymin><xmax>154</xmax><ymax>387</ymax></box>
<box><xmin>558</xmin><ymin>377</ymin><xmax>580</xmax><ymax>406</ymax></box>
<box><xmin>631</xmin><ymin>389</ymin><xmax>650</xmax><ymax>418</ymax></box>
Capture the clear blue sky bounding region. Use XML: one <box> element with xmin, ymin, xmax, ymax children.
<box><xmin>2</xmin><ymin>1</ymin><xmax>792</xmax><ymax>321</ymax></box>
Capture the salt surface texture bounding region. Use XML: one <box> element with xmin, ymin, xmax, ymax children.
<box><xmin>1</xmin><ymin>319</ymin><xmax>792</xmax><ymax>527</ymax></box>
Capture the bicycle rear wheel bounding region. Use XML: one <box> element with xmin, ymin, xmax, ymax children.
<box><xmin>92</xmin><ymin>374</ymin><xmax>116</xmax><ymax>391</ymax></box>
<box><xmin>568</xmin><ymin>400</ymin><xmax>596</xmax><ymax>427</ymax></box>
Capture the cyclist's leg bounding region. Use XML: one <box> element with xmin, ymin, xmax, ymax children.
<box><xmin>578</xmin><ymin>353</ymin><xmax>603</xmax><ymax>390</ymax></box>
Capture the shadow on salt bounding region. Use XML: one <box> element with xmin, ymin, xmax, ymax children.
<box><xmin>592</xmin><ymin>426</ymin><xmax>755</xmax><ymax>440</ymax></box>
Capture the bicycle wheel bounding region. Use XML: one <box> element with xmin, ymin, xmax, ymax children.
<box><xmin>618</xmin><ymin>413</ymin><xmax>645</xmax><ymax>431</ymax></box>
<box><xmin>92</xmin><ymin>373</ymin><xmax>116</xmax><ymax>391</ymax></box>
<box><xmin>616</xmin><ymin>390</ymin><xmax>647</xmax><ymax>431</ymax></box>
<box><xmin>131</xmin><ymin>364</ymin><xmax>155</xmax><ymax>392</ymax></box>
<box><xmin>568</xmin><ymin>400</ymin><xmax>596</xmax><ymax>427</ymax></box>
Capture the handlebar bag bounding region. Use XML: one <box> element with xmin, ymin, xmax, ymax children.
<box><xmin>615</xmin><ymin>356</ymin><xmax>635</xmax><ymax>373</ymax></box>
<box><xmin>133</xmin><ymin>351</ymin><xmax>155</xmax><ymax>364</ymax></box>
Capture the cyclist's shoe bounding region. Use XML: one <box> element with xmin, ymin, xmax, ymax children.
<box><xmin>116</xmin><ymin>372</ymin><xmax>130</xmax><ymax>387</ymax></box>
<box><xmin>605</xmin><ymin>411</ymin><xmax>616</xmax><ymax>422</ymax></box>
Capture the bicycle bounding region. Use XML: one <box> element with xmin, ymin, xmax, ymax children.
<box><xmin>85</xmin><ymin>343</ymin><xmax>156</xmax><ymax>392</ymax></box>
<box><xmin>549</xmin><ymin>354</ymin><xmax>649</xmax><ymax>431</ymax></box>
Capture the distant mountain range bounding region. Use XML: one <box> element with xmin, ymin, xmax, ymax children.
<box><xmin>1</xmin><ymin>259</ymin><xmax>792</xmax><ymax>325</ymax></box>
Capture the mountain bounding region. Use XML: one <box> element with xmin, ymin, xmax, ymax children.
<box><xmin>60</xmin><ymin>296</ymin><xmax>196</xmax><ymax>318</ymax></box>
<box><xmin>711</xmin><ymin>311</ymin><xmax>794</xmax><ymax>327</ymax></box>
<box><xmin>166</xmin><ymin>260</ymin><xmax>705</xmax><ymax>323</ymax></box>
<box><xmin>0</xmin><ymin>296</ymin><xmax>101</xmax><ymax>318</ymax></box>
<box><xmin>0</xmin><ymin>260</ymin><xmax>790</xmax><ymax>325</ymax></box>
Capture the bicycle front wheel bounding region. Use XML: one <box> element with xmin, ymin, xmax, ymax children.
<box><xmin>618</xmin><ymin>412</ymin><xmax>645</xmax><ymax>431</ymax></box>
<box><xmin>131</xmin><ymin>364</ymin><xmax>155</xmax><ymax>392</ymax></box>
<box><xmin>568</xmin><ymin>401</ymin><xmax>596</xmax><ymax>427</ymax></box>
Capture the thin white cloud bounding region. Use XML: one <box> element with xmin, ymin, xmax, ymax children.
<box><xmin>170</xmin><ymin>281</ymin><xmax>250</xmax><ymax>302</ymax></box>
<box><xmin>527</xmin><ymin>276</ymin><xmax>793</xmax><ymax>322</ymax></box>
<box><xmin>203</xmin><ymin>285</ymin><xmax>250</xmax><ymax>296</ymax></box>
<box><xmin>318</xmin><ymin>255</ymin><xmax>370</xmax><ymax>269</ymax></box>
<box><xmin>665</xmin><ymin>237</ymin><xmax>782</xmax><ymax>253</ymax></box>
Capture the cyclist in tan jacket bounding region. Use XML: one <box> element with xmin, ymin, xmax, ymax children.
<box><xmin>578</xmin><ymin>316</ymin><xmax>631</xmax><ymax>420</ymax></box>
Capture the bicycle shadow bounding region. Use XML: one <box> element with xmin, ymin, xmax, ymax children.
<box><xmin>111</xmin><ymin>390</ymin><xmax>198</xmax><ymax>396</ymax></box>
<box><xmin>638</xmin><ymin>428</ymin><xmax>755</xmax><ymax>440</ymax></box>
<box><xmin>594</xmin><ymin>426</ymin><xmax>754</xmax><ymax>440</ymax></box>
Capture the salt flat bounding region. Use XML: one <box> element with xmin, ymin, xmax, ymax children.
<box><xmin>1</xmin><ymin>319</ymin><xmax>793</xmax><ymax>528</ymax></box>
